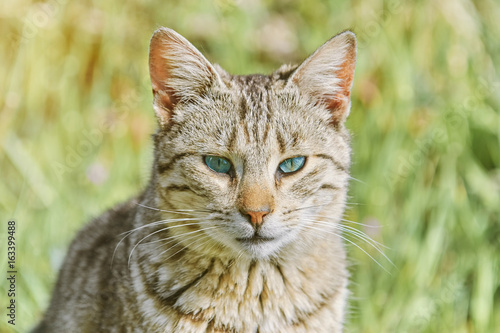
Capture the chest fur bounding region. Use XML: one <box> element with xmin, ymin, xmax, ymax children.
<box><xmin>131</xmin><ymin>251</ymin><xmax>347</xmax><ymax>333</ymax></box>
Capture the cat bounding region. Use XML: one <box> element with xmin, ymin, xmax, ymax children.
<box><xmin>33</xmin><ymin>27</ymin><xmax>357</xmax><ymax>332</ymax></box>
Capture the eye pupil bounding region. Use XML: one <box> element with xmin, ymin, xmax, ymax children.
<box><xmin>205</xmin><ymin>155</ymin><xmax>231</xmax><ymax>174</ymax></box>
<box><xmin>279</xmin><ymin>156</ymin><xmax>306</xmax><ymax>174</ymax></box>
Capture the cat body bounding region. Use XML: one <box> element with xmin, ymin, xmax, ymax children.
<box><xmin>34</xmin><ymin>27</ymin><xmax>357</xmax><ymax>332</ymax></box>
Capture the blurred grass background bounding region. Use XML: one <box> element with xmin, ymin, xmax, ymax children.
<box><xmin>1</xmin><ymin>0</ymin><xmax>499</xmax><ymax>332</ymax></box>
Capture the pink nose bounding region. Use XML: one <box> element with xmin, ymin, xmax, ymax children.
<box><xmin>245</xmin><ymin>210</ymin><xmax>269</xmax><ymax>226</ymax></box>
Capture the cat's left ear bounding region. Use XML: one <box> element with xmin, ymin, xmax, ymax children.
<box><xmin>288</xmin><ymin>31</ymin><xmax>356</xmax><ymax>126</ymax></box>
<box><xmin>149</xmin><ymin>27</ymin><xmax>222</xmax><ymax>128</ymax></box>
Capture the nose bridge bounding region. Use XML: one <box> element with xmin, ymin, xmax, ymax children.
<box><xmin>238</xmin><ymin>177</ymin><xmax>274</xmax><ymax>227</ymax></box>
<box><xmin>238</xmin><ymin>151</ymin><xmax>276</xmax><ymax>209</ymax></box>
<box><xmin>236</xmin><ymin>147</ymin><xmax>276</xmax><ymax>226</ymax></box>
<box><xmin>238</xmin><ymin>182</ymin><xmax>275</xmax><ymax>213</ymax></box>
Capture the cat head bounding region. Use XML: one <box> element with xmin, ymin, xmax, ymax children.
<box><xmin>148</xmin><ymin>27</ymin><xmax>356</xmax><ymax>260</ymax></box>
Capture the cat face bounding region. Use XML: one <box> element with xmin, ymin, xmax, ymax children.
<box><xmin>149</xmin><ymin>28</ymin><xmax>356</xmax><ymax>260</ymax></box>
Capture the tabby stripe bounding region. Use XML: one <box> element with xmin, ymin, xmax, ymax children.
<box><xmin>276</xmin><ymin>131</ymin><xmax>286</xmax><ymax>154</ymax></box>
<box><xmin>262</xmin><ymin>116</ymin><xmax>271</xmax><ymax>143</ymax></box>
<box><xmin>158</xmin><ymin>184</ymin><xmax>203</xmax><ymax>211</ymax></box>
<box><xmin>157</xmin><ymin>152</ymin><xmax>195</xmax><ymax>174</ymax></box>
<box><xmin>318</xmin><ymin>184</ymin><xmax>340</xmax><ymax>191</ymax></box>
<box><xmin>290</xmin><ymin>169</ymin><xmax>321</xmax><ymax>194</ymax></box>
<box><xmin>243</xmin><ymin>261</ymin><xmax>257</xmax><ymax>297</ymax></box>
<box><xmin>292</xmin><ymin>286</ymin><xmax>340</xmax><ymax>327</ymax></box>
<box><xmin>227</xmin><ymin>125</ymin><xmax>238</xmax><ymax>151</ymax></box>
<box><xmin>295</xmin><ymin>187</ymin><xmax>316</xmax><ymax>199</ymax></box>
<box><xmin>140</xmin><ymin>249</ymin><xmax>191</xmax><ymax>310</ymax></box>
<box><xmin>242</xmin><ymin>122</ymin><xmax>251</xmax><ymax>143</ymax></box>
<box><xmin>315</xmin><ymin>154</ymin><xmax>348</xmax><ymax>173</ymax></box>
<box><xmin>164</xmin><ymin>184</ymin><xmax>200</xmax><ymax>196</ymax></box>
<box><xmin>291</xmin><ymin>298</ymin><xmax>329</xmax><ymax>327</ymax></box>
<box><xmin>253</xmin><ymin>121</ymin><xmax>260</xmax><ymax>144</ymax></box>
<box><xmin>275</xmin><ymin>264</ymin><xmax>287</xmax><ymax>286</ymax></box>
<box><xmin>265</xmin><ymin>94</ymin><xmax>273</xmax><ymax>115</ymax></box>
<box><xmin>239</xmin><ymin>95</ymin><xmax>248</xmax><ymax>121</ymax></box>
<box><xmin>163</xmin><ymin>259</ymin><xmax>215</xmax><ymax>307</ymax></box>
<box><xmin>205</xmin><ymin>318</ymin><xmax>215</xmax><ymax>331</ymax></box>
<box><xmin>264</xmin><ymin>94</ymin><xmax>273</xmax><ymax>143</ymax></box>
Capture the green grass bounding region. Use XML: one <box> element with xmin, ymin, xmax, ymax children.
<box><xmin>1</xmin><ymin>0</ymin><xmax>499</xmax><ymax>332</ymax></box>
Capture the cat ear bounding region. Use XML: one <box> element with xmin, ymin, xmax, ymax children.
<box><xmin>289</xmin><ymin>31</ymin><xmax>356</xmax><ymax>126</ymax></box>
<box><xmin>149</xmin><ymin>27</ymin><xmax>221</xmax><ymax>128</ymax></box>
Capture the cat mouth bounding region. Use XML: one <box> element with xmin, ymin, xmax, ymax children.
<box><xmin>236</xmin><ymin>235</ymin><xmax>275</xmax><ymax>244</ymax></box>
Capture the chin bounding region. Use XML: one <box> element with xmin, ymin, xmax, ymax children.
<box><xmin>237</xmin><ymin>236</ymin><xmax>293</xmax><ymax>260</ymax></box>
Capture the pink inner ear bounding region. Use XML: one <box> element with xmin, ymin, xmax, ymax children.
<box><xmin>148</xmin><ymin>29</ymin><xmax>218</xmax><ymax>119</ymax></box>
<box><xmin>153</xmin><ymin>88</ymin><xmax>177</xmax><ymax>114</ymax></box>
<box><xmin>149</xmin><ymin>38</ymin><xmax>176</xmax><ymax>112</ymax></box>
<box><xmin>326</xmin><ymin>54</ymin><xmax>356</xmax><ymax>124</ymax></box>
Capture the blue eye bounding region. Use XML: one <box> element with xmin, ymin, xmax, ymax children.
<box><xmin>279</xmin><ymin>156</ymin><xmax>306</xmax><ymax>174</ymax></box>
<box><xmin>204</xmin><ymin>156</ymin><xmax>231</xmax><ymax>174</ymax></box>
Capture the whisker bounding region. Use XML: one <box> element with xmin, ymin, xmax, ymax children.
<box><xmin>148</xmin><ymin>227</ymin><xmax>217</xmax><ymax>250</ymax></box>
<box><xmin>316</xmin><ymin>215</ymin><xmax>383</xmax><ymax>228</ymax></box>
<box><xmin>348</xmin><ymin>176</ymin><xmax>365</xmax><ymax>184</ymax></box>
<box><xmin>111</xmin><ymin>217</ymin><xmax>210</xmax><ymax>268</ymax></box>
<box><xmin>119</xmin><ymin>217</ymin><xmax>209</xmax><ymax>237</ymax></box>
<box><xmin>304</xmin><ymin>219</ymin><xmax>393</xmax><ymax>265</ymax></box>
<box><xmin>127</xmin><ymin>221</ymin><xmax>213</xmax><ymax>267</ymax></box>
<box><xmin>284</xmin><ymin>203</ymin><xmax>330</xmax><ymax>214</ymax></box>
<box><xmin>201</xmin><ymin>240</ymin><xmax>223</xmax><ymax>261</ymax></box>
<box><xmin>159</xmin><ymin>234</ymin><xmax>214</xmax><ymax>262</ymax></box>
<box><xmin>344</xmin><ymin>202</ymin><xmax>363</xmax><ymax>206</ymax></box>
<box><xmin>336</xmin><ymin>225</ymin><xmax>388</xmax><ymax>250</ymax></box>
<box><xmin>304</xmin><ymin>219</ymin><xmax>387</xmax><ymax>249</ymax></box>
<box><xmin>340</xmin><ymin>218</ymin><xmax>384</xmax><ymax>228</ymax></box>
<box><xmin>297</xmin><ymin>225</ymin><xmax>353</xmax><ymax>260</ymax></box>
<box><xmin>136</xmin><ymin>203</ymin><xmax>211</xmax><ymax>215</ymax></box>
<box><xmin>233</xmin><ymin>250</ymin><xmax>245</xmax><ymax>266</ymax></box>
<box><xmin>284</xmin><ymin>200</ymin><xmax>363</xmax><ymax>216</ymax></box>
<box><xmin>300</xmin><ymin>224</ymin><xmax>393</xmax><ymax>273</ymax></box>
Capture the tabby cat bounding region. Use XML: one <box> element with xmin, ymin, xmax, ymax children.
<box><xmin>34</xmin><ymin>27</ymin><xmax>357</xmax><ymax>332</ymax></box>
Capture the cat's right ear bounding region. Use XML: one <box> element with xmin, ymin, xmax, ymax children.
<box><xmin>149</xmin><ymin>27</ymin><xmax>221</xmax><ymax>128</ymax></box>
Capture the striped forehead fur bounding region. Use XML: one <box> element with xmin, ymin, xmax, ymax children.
<box><xmin>154</xmin><ymin>77</ymin><xmax>349</xmax><ymax>165</ymax></box>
